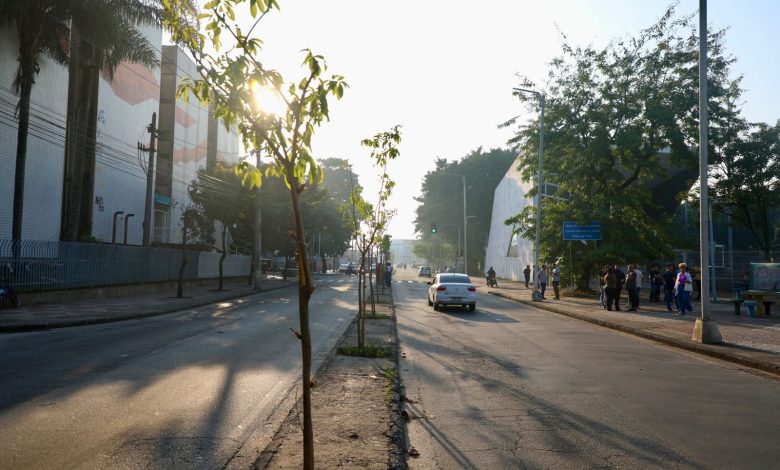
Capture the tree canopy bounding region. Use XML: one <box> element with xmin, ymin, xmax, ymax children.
<box><xmin>414</xmin><ymin>147</ymin><xmax>517</xmax><ymax>274</ymax></box>
<box><xmin>504</xmin><ymin>7</ymin><xmax>747</xmax><ymax>288</ymax></box>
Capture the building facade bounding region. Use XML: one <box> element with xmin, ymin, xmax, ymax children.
<box><xmin>0</xmin><ymin>26</ymin><xmax>239</xmax><ymax>245</ymax></box>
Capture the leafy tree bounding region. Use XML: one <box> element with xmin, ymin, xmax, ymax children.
<box><xmin>347</xmin><ymin>126</ymin><xmax>400</xmax><ymax>349</ymax></box>
<box><xmin>710</xmin><ymin>120</ymin><xmax>780</xmax><ymax>260</ymax></box>
<box><xmin>319</xmin><ymin>157</ymin><xmax>360</xmax><ymax>205</ymax></box>
<box><xmin>162</xmin><ymin>2</ymin><xmax>347</xmax><ymax>467</ymax></box>
<box><xmin>188</xmin><ymin>163</ymin><xmax>254</xmax><ymax>290</ymax></box>
<box><xmin>413</xmin><ymin>239</ymin><xmax>456</xmax><ymax>271</ymax></box>
<box><xmin>504</xmin><ymin>7</ymin><xmax>742</xmax><ymax>289</ymax></box>
<box><xmin>414</xmin><ymin>148</ymin><xmax>517</xmax><ymax>274</ymax></box>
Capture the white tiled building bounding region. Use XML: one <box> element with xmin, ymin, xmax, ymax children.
<box><xmin>483</xmin><ymin>157</ymin><xmax>534</xmax><ymax>280</ymax></box>
<box><xmin>0</xmin><ymin>25</ymin><xmax>238</xmax><ymax>244</ymax></box>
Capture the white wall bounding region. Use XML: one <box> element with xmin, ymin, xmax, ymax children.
<box><xmin>93</xmin><ymin>24</ymin><xmax>162</xmax><ymax>244</ymax></box>
<box><xmin>197</xmin><ymin>252</ymin><xmax>251</xmax><ymax>278</ymax></box>
<box><xmin>484</xmin><ymin>157</ymin><xmax>535</xmax><ymax>280</ymax></box>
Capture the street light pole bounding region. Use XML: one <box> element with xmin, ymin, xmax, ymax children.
<box><xmin>692</xmin><ymin>0</ymin><xmax>721</xmax><ymax>343</ymax></box>
<box><xmin>462</xmin><ymin>175</ymin><xmax>467</xmax><ymax>274</ymax></box>
<box><xmin>514</xmin><ymin>87</ymin><xmax>545</xmax><ymax>295</ymax></box>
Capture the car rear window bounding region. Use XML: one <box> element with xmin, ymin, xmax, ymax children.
<box><xmin>439</xmin><ymin>274</ymin><xmax>470</xmax><ymax>284</ymax></box>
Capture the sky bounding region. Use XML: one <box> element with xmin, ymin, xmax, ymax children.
<box><xmin>237</xmin><ymin>0</ymin><xmax>779</xmax><ymax>240</ymax></box>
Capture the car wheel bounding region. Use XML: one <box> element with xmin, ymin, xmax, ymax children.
<box><xmin>433</xmin><ymin>302</ymin><xmax>439</xmax><ymax>311</ymax></box>
<box><xmin>468</xmin><ymin>304</ymin><xmax>476</xmax><ymax>312</ymax></box>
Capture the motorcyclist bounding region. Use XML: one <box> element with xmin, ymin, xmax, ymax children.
<box><xmin>486</xmin><ymin>266</ymin><xmax>497</xmax><ymax>287</ymax></box>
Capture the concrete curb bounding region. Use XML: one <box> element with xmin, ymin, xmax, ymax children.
<box><xmin>0</xmin><ymin>281</ymin><xmax>297</xmax><ymax>333</ymax></box>
<box><xmin>489</xmin><ymin>291</ymin><xmax>780</xmax><ymax>378</ymax></box>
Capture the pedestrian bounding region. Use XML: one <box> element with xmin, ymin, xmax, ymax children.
<box><xmin>538</xmin><ymin>265</ymin><xmax>548</xmax><ymax>300</ymax></box>
<box><xmin>552</xmin><ymin>263</ymin><xmax>561</xmax><ymax>300</ymax></box>
<box><xmin>385</xmin><ymin>262</ymin><xmax>393</xmax><ymax>288</ymax></box>
<box><xmin>523</xmin><ymin>264</ymin><xmax>531</xmax><ymax>289</ymax></box>
<box><xmin>613</xmin><ymin>264</ymin><xmax>625</xmax><ymax>311</ymax></box>
<box><xmin>625</xmin><ymin>264</ymin><xmax>638</xmax><ymax>311</ymax></box>
<box><xmin>599</xmin><ymin>265</ymin><xmax>609</xmax><ymax>309</ymax></box>
<box><xmin>648</xmin><ymin>264</ymin><xmax>661</xmax><ymax>302</ymax></box>
<box><xmin>693</xmin><ymin>265</ymin><xmax>702</xmax><ymax>300</ymax></box>
<box><xmin>603</xmin><ymin>267</ymin><xmax>619</xmax><ymax>311</ymax></box>
<box><xmin>662</xmin><ymin>263</ymin><xmax>676</xmax><ymax>312</ymax></box>
<box><xmin>674</xmin><ymin>263</ymin><xmax>694</xmax><ymax>314</ymax></box>
<box><xmin>633</xmin><ymin>265</ymin><xmax>643</xmax><ymax>309</ymax></box>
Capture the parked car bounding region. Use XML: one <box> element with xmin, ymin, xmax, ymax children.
<box><xmin>338</xmin><ymin>263</ymin><xmax>357</xmax><ymax>275</ymax></box>
<box><xmin>418</xmin><ymin>265</ymin><xmax>432</xmax><ymax>277</ymax></box>
<box><xmin>427</xmin><ymin>273</ymin><xmax>477</xmax><ymax>311</ymax></box>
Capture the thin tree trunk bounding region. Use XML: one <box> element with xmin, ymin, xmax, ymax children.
<box><xmin>218</xmin><ymin>223</ymin><xmax>226</xmax><ymax>290</ymax></box>
<box><xmin>288</xmin><ymin>186</ymin><xmax>315</xmax><ymax>470</ymax></box>
<box><xmin>177</xmin><ymin>215</ymin><xmax>188</xmax><ymax>298</ymax></box>
<box><xmin>12</xmin><ymin>23</ymin><xmax>37</xmax><ymax>246</ymax></box>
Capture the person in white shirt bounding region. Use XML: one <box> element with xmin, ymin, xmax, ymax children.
<box><xmin>674</xmin><ymin>263</ymin><xmax>694</xmax><ymax>314</ymax></box>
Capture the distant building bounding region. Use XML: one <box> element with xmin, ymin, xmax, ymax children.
<box><xmin>389</xmin><ymin>239</ymin><xmax>424</xmax><ymax>266</ymax></box>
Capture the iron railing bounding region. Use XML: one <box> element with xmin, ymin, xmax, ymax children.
<box><xmin>0</xmin><ymin>239</ymin><xmax>222</xmax><ymax>293</ymax></box>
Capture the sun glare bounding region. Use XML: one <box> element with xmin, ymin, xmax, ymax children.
<box><xmin>251</xmin><ymin>82</ymin><xmax>286</xmax><ymax>116</ymax></box>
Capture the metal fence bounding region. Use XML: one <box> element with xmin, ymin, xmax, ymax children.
<box><xmin>0</xmin><ymin>240</ymin><xmax>211</xmax><ymax>293</ymax></box>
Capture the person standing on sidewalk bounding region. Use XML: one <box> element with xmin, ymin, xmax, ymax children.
<box><xmin>538</xmin><ymin>265</ymin><xmax>549</xmax><ymax>300</ymax></box>
<box><xmin>693</xmin><ymin>265</ymin><xmax>702</xmax><ymax>300</ymax></box>
<box><xmin>648</xmin><ymin>264</ymin><xmax>660</xmax><ymax>302</ymax></box>
<box><xmin>523</xmin><ymin>264</ymin><xmax>531</xmax><ymax>289</ymax></box>
<box><xmin>662</xmin><ymin>263</ymin><xmax>676</xmax><ymax>312</ymax></box>
<box><xmin>613</xmin><ymin>265</ymin><xmax>625</xmax><ymax>311</ymax></box>
<box><xmin>625</xmin><ymin>264</ymin><xmax>638</xmax><ymax>311</ymax></box>
<box><xmin>603</xmin><ymin>267</ymin><xmax>619</xmax><ymax>311</ymax></box>
<box><xmin>599</xmin><ymin>265</ymin><xmax>609</xmax><ymax>309</ymax></box>
<box><xmin>674</xmin><ymin>263</ymin><xmax>694</xmax><ymax>314</ymax></box>
<box><xmin>552</xmin><ymin>263</ymin><xmax>561</xmax><ymax>300</ymax></box>
<box><xmin>633</xmin><ymin>265</ymin><xmax>643</xmax><ymax>309</ymax></box>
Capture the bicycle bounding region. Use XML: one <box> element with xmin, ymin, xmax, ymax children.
<box><xmin>0</xmin><ymin>263</ymin><xmax>21</xmax><ymax>308</ymax></box>
<box><xmin>0</xmin><ymin>282</ymin><xmax>20</xmax><ymax>308</ymax></box>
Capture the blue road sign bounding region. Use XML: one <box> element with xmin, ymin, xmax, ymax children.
<box><xmin>562</xmin><ymin>221</ymin><xmax>602</xmax><ymax>241</ymax></box>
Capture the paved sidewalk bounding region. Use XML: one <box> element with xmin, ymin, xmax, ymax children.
<box><xmin>486</xmin><ymin>279</ymin><xmax>780</xmax><ymax>377</ymax></box>
<box><xmin>0</xmin><ymin>276</ymin><xmax>298</xmax><ymax>332</ymax></box>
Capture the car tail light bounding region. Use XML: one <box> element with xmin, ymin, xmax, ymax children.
<box><xmin>468</xmin><ymin>286</ymin><xmax>476</xmax><ymax>292</ymax></box>
<box><xmin>436</xmin><ymin>286</ymin><xmax>447</xmax><ymax>291</ymax></box>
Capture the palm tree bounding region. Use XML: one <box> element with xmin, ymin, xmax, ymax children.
<box><xmin>1</xmin><ymin>0</ymin><xmax>69</xmax><ymax>243</ymax></box>
<box><xmin>3</xmin><ymin>0</ymin><xmax>163</xmax><ymax>243</ymax></box>
<box><xmin>61</xmin><ymin>0</ymin><xmax>160</xmax><ymax>241</ymax></box>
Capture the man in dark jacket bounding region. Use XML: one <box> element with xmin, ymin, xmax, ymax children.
<box><xmin>625</xmin><ymin>264</ymin><xmax>638</xmax><ymax>311</ymax></box>
<box><xmin>523</xmin><ymin>265</ymin><xmax>531</xmax><ymax>288</ymax></box>
<box><xmin>662</xmin><ymin>263</ymin><xmax>676</xmax><ymax>311</ymax></box>
<box><xmin>613</xmin><ymin>264</ymin><xmax>625</xmax><ymax>311</ymax></box>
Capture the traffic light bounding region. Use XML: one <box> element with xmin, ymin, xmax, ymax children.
<box><xmin>430</xmin><ymin>221</ymin><xmax>438</xmax><ymax>234</ymax></box>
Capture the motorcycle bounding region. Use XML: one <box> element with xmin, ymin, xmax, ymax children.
<box><xmin>486</xmin><ymin>274</ymin><xmax>498</xmax><ymax>288</ymax></box>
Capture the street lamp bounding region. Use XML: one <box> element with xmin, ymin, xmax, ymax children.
<box><xmin>123</xmin><ymin>213</ymin><xmax>135</xmax><ymax>244</ymax></box>
<box><xmin>112</xmin><ymin>211</ymin><xmax>125</xmax><ymax>244</ymax></box>
<box><xmin>693</xmin><ymin>0</ymin><xmax>722</xmax><ymax>343</ymax></box>
<box><xmin>513</xmin><ymin>87</ymin><xmax>545</xmax><ymax>297</ymax></box>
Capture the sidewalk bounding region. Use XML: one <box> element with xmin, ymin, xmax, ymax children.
<box><xmin>0</xmin><ymin>276</ymin><xmax>297</xmax><ymax>332</ymax></box>
<box><xmin>487</xmin><ymin>279</ymin><xmax>780</xmax><ymax>377</ymax></box>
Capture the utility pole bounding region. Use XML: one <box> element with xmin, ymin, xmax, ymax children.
<box><xmin>140</xmin><ymin>113</ymin><xmax>158</xmax><ymax>246</ymax></box>
<box><xmin>253</xmin><ymin>151</ymin><xmax>263</xmax><ymax>290</ymax></box>
<box><xmin>692</xmin><ymin>0</ymin><xmax>722</xmax><ymax>344</ymax></box>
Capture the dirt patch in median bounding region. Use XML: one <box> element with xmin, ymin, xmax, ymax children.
<box><xmin>255</xmin><ymin>301</ymin><xmax>406</xmax><ymax>469</ymax></box>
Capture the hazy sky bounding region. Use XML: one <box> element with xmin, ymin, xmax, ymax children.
<box><xmin>244</xmin><ymin>0</ymin><xmax>779</xmax><ymax>239</ymax></box>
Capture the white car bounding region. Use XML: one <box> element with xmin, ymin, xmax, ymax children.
<box><xmin>427</xmin><ymin>273</ymin><xmax>477</xmax><ymax>312</ymax></box>
<box><xmin>418</xmin><ymin>265</ymin><xmax>432</xmax><ymax>277</ymax></box>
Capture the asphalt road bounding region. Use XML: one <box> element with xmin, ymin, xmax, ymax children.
<box><xmin>395</xmin><ymin>270</ymin><xmax>780</xmax><ymax>469</ymax></box>
<box><xmin>0</xmin><ymin>276</ymin><xmax>357</xmax><ymax>469</ymax></box>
